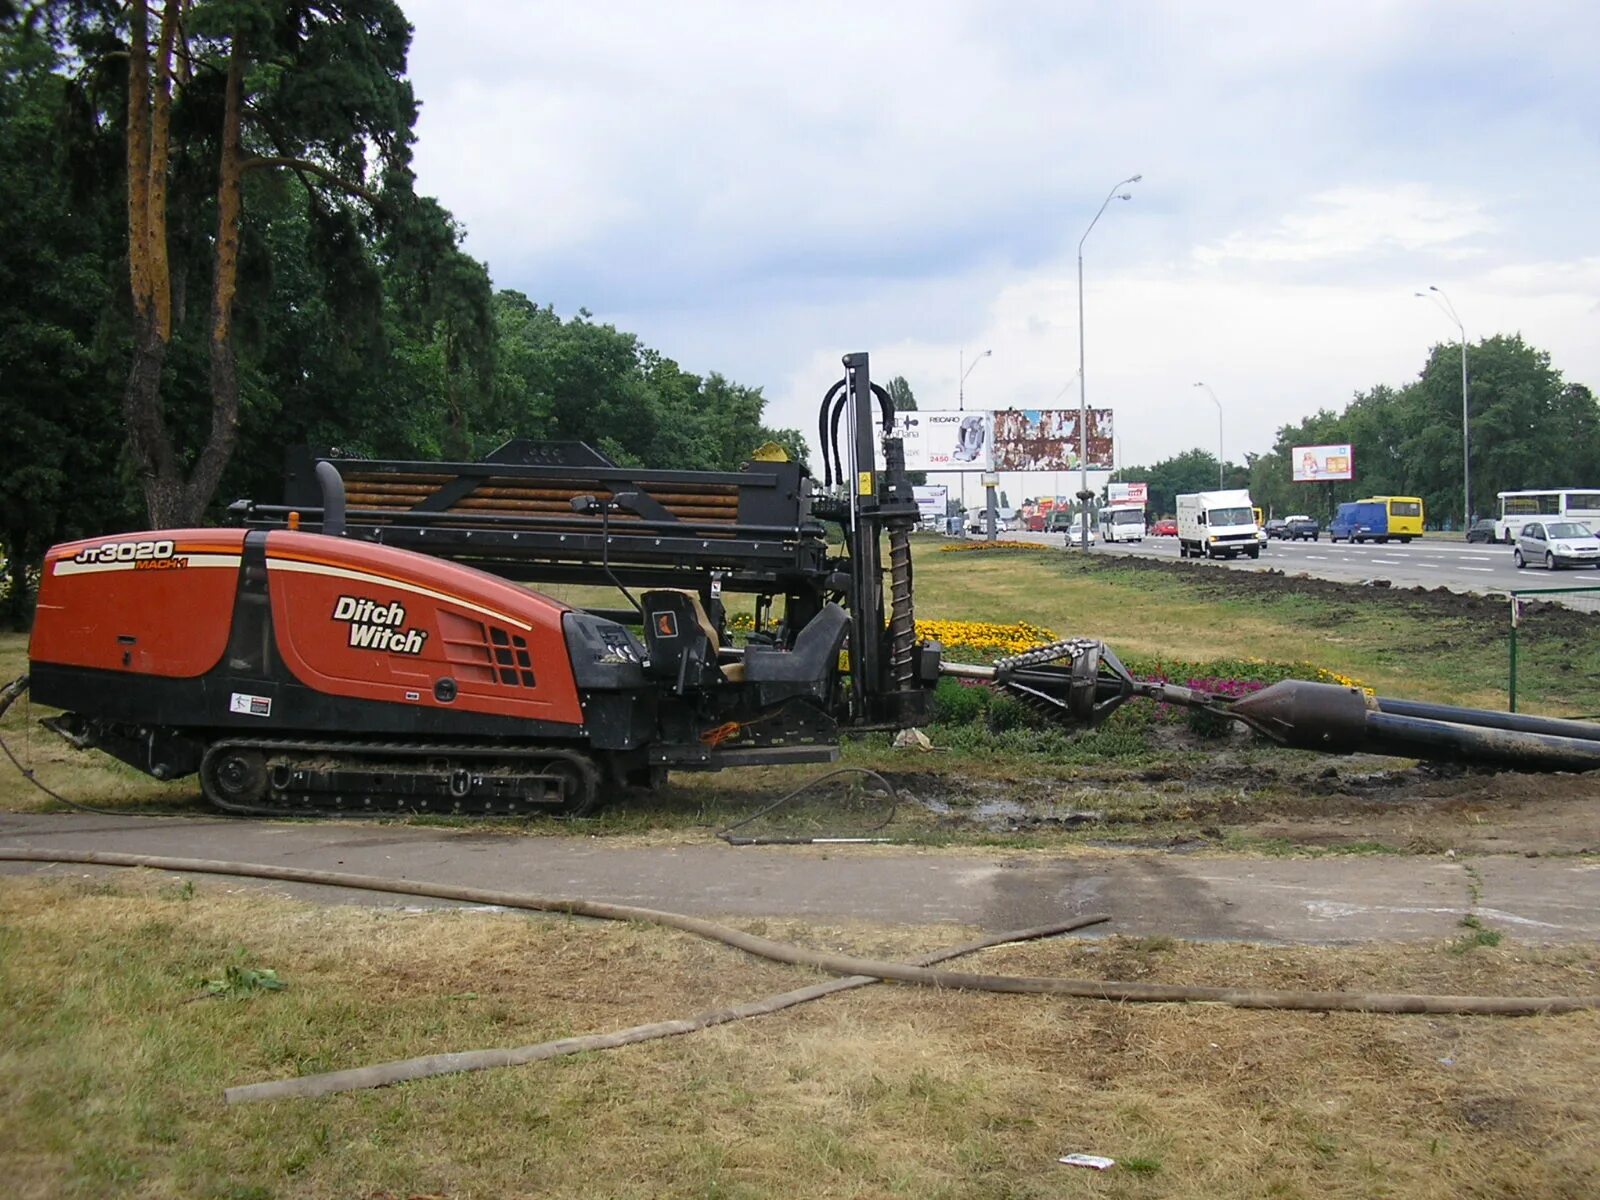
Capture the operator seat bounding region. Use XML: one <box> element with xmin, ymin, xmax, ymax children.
<box><xmin>740</xmin><ymin>603</ymin><xmax>849</xmax><ymax>701</ymax></box>
<box><xmin>640</xmin><ymin>590</ymin><xmax>735</xmax><ymax>691</ymax></box>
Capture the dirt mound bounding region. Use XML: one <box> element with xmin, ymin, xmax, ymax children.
<box><xmin>1096</xmin><ymin>554</ymin><xmax>1596</xmax><ymax>639</ymax></box>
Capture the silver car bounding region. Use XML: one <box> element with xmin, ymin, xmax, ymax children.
<box><xmin>1514</xmin><ymin>520</ymin><xmax>1600</xmax><ymax>570</ymax></box>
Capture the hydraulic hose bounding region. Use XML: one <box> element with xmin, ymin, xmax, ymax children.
<box><xmin>226</xmin><ymin>915</ymin><xmax>1105</xmax><ymax>1103</ymax></box>
<box><xmin>2</xmin><ymin>848</ymin><xmax>1595</xmax><ymax>1017</ymax></box>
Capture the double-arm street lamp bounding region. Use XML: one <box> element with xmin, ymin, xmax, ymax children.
<box><xmin>1192</xmin><ymin>382</ymin><xmax>1224</xmax><ymax>488</ymax></box>
<box><xmin>1415</xmin><ymin>286</ymin><xmax>1470</xmax><ymax>530</ymax></box>
<box><xmin>1077</xmin><ymin>174</ymin><xmax>1141</xmax><ymax>551</ymax></box>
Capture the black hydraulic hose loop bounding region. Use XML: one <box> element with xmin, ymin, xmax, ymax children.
<box><xmin>827</xmin><ymin>389</ymin><xmax>851</xmax><ymax>493</ymax></box>
<box><xmin>817</xmin><ymin>379</ymin><xmax>845</xmax><ymax>488</ymax></box>
<box><xmin>716</xmin><ymin>766</ymin><xmax>899</xmax><ymax>845</ymax></box>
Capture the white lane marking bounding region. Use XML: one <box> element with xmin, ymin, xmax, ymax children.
<box><xmin>1370</xmin><ymin>559</ymin><xmax>1402</xmax><ymax>565</ymax></box>
<box><xmin>1569</xmin><ymin>574</ymin><xmax>1600</xmax><ymax>581</ymax></box>
<box><xmin>1457</xmin><ymin>555</ymin><xmax>1493</xmax><ymax>561</ymax></box>
<box><xmin>1304</xmin><ymin>555</ymin><xmax>1328</xmax><ymax>560</ymax></box>
<box><xmin>1460</xmin><ymin>567</ymin><xmax>1495</xmax><ymax>573</ymax></box>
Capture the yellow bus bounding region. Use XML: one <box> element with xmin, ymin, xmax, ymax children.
<box><xmin>1359</xmin><ymin>496</ymin><xmax>1424</xmax><ymax>541</ymax></box>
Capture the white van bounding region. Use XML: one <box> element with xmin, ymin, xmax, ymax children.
<box><xmin>1098</xmin><ymin>504</ymin><xmax>1145</xmax><ymax>542</ymax></box>
<box><xmin>1177</xmin><ymin>490</ymin><xmax>1261</xmax><ymax>560</ymax></box>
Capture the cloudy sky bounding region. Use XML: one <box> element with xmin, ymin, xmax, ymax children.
<box><xmin>402</xmin><ymin>0</ymin><xmax>1599</xmax><ymax>488</ymax></box>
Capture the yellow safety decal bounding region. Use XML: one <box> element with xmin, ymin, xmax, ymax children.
<box><xmin>858</xmin><ymin>471</ymin><xmax>874</xmax><ymax>496</ymax></box>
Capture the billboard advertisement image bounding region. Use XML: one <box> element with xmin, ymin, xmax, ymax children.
<box><xmin>891</xmin><ymin>410</ymin><xmax>993</xmax><ymax>471</ymax></box>
<box><xmin>1107</xmin><ymin>481</ymin><xmax>1148</xmax><ymax>505</ymax></box>
<box><xmin>1292</xmin><ymin>443</ymin><xmax>1354</xmax><ymax>482</ymax></box>
<box><xmin>992</xmin><ymin>408</ymin><xmax>1115</xmax><ymax>471</ymax></box>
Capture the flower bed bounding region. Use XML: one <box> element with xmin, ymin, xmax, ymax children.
<box><xmin>937</xmin><ymin>540</ymin><xmax>1047</xmax><ymax>553</ymax></box>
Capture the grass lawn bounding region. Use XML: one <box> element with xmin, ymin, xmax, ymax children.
<box><xmin>4</xmin><ymin>873</ymin><xmax>1599</xmax><ymax>1199</ymax></box>
<box><xmin>907</xmin><ymin>541</ymin><xmax>1591</xmax><ymax>713</ymax></box>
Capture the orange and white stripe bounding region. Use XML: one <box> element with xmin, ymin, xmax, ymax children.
<box><xmin>265</xmin><ymin>555</ymin><xmax>532</xmax><ymax>631</ymax></box>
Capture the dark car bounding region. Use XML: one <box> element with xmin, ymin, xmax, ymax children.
<box><xmin>1264</xmin><ymin>518</ymin><xmax>1289</xmax><ymax>539</ymax></box>
<box><xmin>1284</xmin><ymin>514</ymin><xmax>1320</xmax><ymax>541</ymax></box>
<box><xmin>1465</xmin><ymin>518</ymin><xmax>1498</xmax><ymax>544</ymax></box>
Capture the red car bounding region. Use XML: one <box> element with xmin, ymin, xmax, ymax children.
<box><xmin>1151</xmin><ymin>519</ymin><xmax>1178</xmax><ymax>536</ymax></box>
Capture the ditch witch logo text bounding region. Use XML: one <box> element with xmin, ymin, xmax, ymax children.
<box><xmin>332</xmin><ymin>595</ymin><xmax>429</xmax><ymax>654</ymax></box>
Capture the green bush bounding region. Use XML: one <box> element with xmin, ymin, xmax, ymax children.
<box><xmin>985</xmin><ymin>691</ymin><xmax>1034</xmax><ymax>732</ymax></box>
<box><xmin>931</xmin><ymin>676</ymin><xmax>991</xmax><ymax>726</ymax></box>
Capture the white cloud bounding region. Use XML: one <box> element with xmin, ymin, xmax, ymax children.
<box><xmin>1193</xmin><ymin>186</ymin><xmax>1496</xmax><ymax>267</ymax></box>
<box><xmin>396</xmin><ymin>0</ymin><xmax>1600</xmax><ymax>481</ymax></box>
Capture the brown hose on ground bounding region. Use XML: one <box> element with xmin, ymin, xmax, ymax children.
<box><xmin>2</xmin><ymin>848</ymin><xmax>1597</xmax><ymax>1018</ymax></box>
<box><xmin>225</xmin><ymin>915</ymin><xmax>1108</xmax><ymax>1104</ymax></box>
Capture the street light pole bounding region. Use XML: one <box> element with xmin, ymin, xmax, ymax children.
<box><xmin>1193</xmin><ymin>382</ymin><xmax>1224</xmax><ymax>488</ymax></box>
<box><xmin>1416</xmin><ymin>287</ymin><xmax>1470</xmax><ymax>530</ymax></box>
<box><xmin>1077</xmin><ymin>174</ymin><xmax>1141</xmax><ymax>551</ymax></box>
<box><xmin>958</xmin><ymin>348</ymin><xmax>992</xmax><ymax>531</ymax></box>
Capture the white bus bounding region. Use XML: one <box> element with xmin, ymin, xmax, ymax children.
<box><xmin>1496</xmin><ymin>489</ymin><xmax>1600</xmax><ymax>542</ymax></box>
<box><xmin>1098</xmin><ymin>504</ymin><xmax>1145</xmax><ymax>542</ymax></box>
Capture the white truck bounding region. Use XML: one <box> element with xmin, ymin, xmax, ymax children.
<box><xmin>1177</xmin><ymin>489</ymin><xmax>1262</xmax><ymax>560</ymax></box>
<box><xmin>1098</xmin><ymin>503</ymin><xmax>1145</xmax><ymax>542</ymax></box>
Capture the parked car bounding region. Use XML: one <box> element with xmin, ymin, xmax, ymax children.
<box><xmin>1264</xmin><ymin>518</ymin><xmax>1289</xmax><ymax>539</ymax></box>
<box><xmin>1514</xmin><ymin>520</ymin><xmax>1600</xmax><ymax>570</ymax></box>
<box><xmin>1151</xmin><ymin>519</ymin><xmax>1178</xmax><ymax>536</ymax></box>
<box><xmin>1284</xmin><ymin>514</ymin><xmax>1320</xmax><ymax>541</ymax></box>
<box><xmin>1465</xmin><ymin>518</ymin><xmax>1498</xmax><ymax>544</ymax></box>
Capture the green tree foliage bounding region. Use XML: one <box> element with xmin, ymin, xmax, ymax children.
<box><xmin>1115</xmin><ymin>449</ymin><xmax>1230</xmax><ymax>518</ymax></box>
<box><xmin>1248</xmin><ymin>335</ymin><xmax>1600</xmax><ymax>526</ymax></box>
<box><xmin>0</xmin><ymin>17</ymin><xmax>128</xmax><ymax>624</ymax></box>
<box><xmin>0</xmin><ymin>3</ymin><xmax>839</xmax><ymax>627</ymax></box>
<box><xmin>490</xmin><ymin>292</ymin><xmax>805</xmax><ymax>471</ymax></box>
<box><xmin>882</xmin><ymin>375</ymin><xmax>924</xmax><ymax>484</ymax></box>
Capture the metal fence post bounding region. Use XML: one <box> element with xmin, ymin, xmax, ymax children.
<box><xmin>1508</xmin><ymin>592</ymin><xmax>1519</xmax><ymax>713</ymax></box>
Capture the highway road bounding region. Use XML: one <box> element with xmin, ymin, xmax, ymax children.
<box><xmin>1000</xmin><ymin>531</ymin><xmax>1600</xmax><ymax>609</ymax></box>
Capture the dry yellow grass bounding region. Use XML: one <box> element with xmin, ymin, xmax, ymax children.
<box><xmin>3</xmin><ymin>874</ymin><xmax>1599</xmax><ymax>1198</ymax></box>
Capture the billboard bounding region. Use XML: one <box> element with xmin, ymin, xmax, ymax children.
<box><xmin>992</xmin><ymin>408</ymin><xmax>1114</xmax><ymax>471</ymax></box>
<box><xmin>1292</xmin><ymin>443</ymin><xmax>1354</xmax><ymax>482</ymax></box>
<box><xmin>912</xmin><ymin>484</ymin><xmax>949</xmax><ymax>522</ymax></box>
<box><xmin>1108</xmin><ymin>481</ymin><xmax>1148</xmax><ymax>505</ymax></box>
<box><xmin>891</xmin><ymin>410</ymin><xmax>993</xmax><ymax>471</ymax></box>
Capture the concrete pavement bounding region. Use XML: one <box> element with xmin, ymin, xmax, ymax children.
<box><xmin>5</xmin><ymin>813</ymin><xmax>1599</xmax><ymax>945</ymax></box>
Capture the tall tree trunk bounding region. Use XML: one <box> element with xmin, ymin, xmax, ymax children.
<box><xmin>122</xmin><ymin>0</ymin><xmax>185</xmax><ymax>526</ymax></box>
<box><xmin>188</xmin><ymin>35</ymin><xmax>247</xmax><ymax>519</ymax></box>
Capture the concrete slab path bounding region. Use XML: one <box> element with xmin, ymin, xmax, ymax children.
<box><xmin>4</xmin><ymin>813</ymin><xmax>1597</xmax><ymax>945</ymax></box>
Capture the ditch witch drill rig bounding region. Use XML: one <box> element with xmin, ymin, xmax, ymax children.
<box><xmin>21</xmin><ymin>353</ymin><xmax>1600</xmax><ymax>817</ymax></box>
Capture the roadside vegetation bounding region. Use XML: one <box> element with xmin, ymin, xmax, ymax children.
<box><xmin>4</xmin><ymin>873</ymin><xmax>1599</xmax><ymax>1200</ymax></box>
